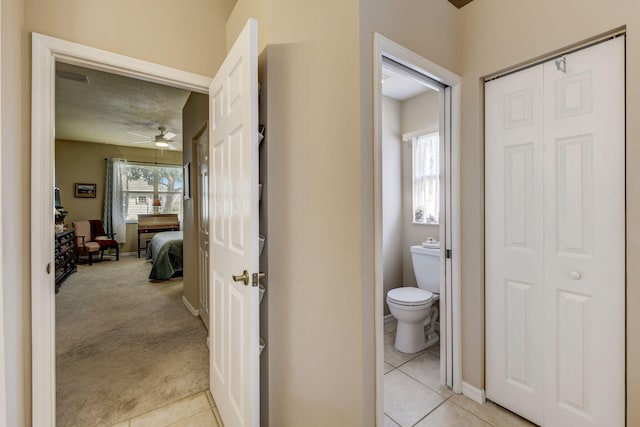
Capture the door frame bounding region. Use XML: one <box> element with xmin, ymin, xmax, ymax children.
<box><xmin>30</xmin><ymin>33</ymin><xmax>211</xmax><ymax>426</ymax></box>
<box><xmin>372</xmin><ymin>33</ymin><xmax>462</xmax><ymax>424</ymax></box>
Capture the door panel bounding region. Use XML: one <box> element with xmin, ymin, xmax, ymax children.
<box><xmin>485</xmin><ymin>64</ymin><xmax>545</xmax><ymax>425</ymax></box>
<box><xmin>543</xmin><ymin>37</ymin><xmax>624</xmax><ymax>427</ymax></box>
<box><xmin>209</xmin><ymin>19</ymin><xmax>260</xmax><ymax>427</ymax></box>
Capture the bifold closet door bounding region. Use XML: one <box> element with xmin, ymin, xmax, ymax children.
<box><xmin>486</xmin><ymin>37</ymin><xmax>625</xmax><ymax>427</ymax></box>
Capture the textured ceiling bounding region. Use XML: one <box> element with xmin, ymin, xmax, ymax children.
<box><xmin>55</xmin><ymin>63</ymin><xmax>191</xmax><ymax>152</ymax></box>
<box><xmin>448</xmin><ymin>0</ymin><xmax>474</xmax><ymax>8</ymax></box>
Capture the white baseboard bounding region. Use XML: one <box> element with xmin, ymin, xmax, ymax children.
<box><xmin>462</xmin><ymin>381</ymin><xmax>486</xmax><ymax>405</ymax></box>
<box><xmin>182</xmin><ymin>295</ymin><xmax>199</xmax><ymax>316</ymax></box>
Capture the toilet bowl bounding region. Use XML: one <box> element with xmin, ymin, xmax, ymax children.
<box><xmin>387</xmin><ymin>245</ymin><xmax>440</xmax><ymax>353</ymax></box>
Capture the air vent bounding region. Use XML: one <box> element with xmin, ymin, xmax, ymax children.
<box><xmin>56</xmin><ymin>71</ymin><xmax>90</xmax><ymax>84</ymax></box>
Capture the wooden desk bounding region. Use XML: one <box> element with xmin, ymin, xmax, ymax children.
<box><xmin>137</xmin><ymin>214</ymin><xmax>180</xmax><ymax>257</ymax></box>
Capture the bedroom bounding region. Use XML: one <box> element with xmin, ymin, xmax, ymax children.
<box><xmin>53</xmin><ymin>62</ymin><xmax>212</xmax><ymax>426</ymax></box>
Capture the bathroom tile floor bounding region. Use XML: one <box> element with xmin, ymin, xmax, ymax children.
<box><xmin>384</xmin><ymin>319</ymin><xmax>535</xmax><ymax>427</ymax></box>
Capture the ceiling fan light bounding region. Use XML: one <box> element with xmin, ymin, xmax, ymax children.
<box><xmin>154</xmin><ymin>141</ymin><xmax>169</xmax><ymax>148</ymax></box>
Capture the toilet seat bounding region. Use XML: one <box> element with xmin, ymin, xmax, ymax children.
<box><xmin>387</xmin><ymin>287</ymin><xmax>433</xmax><ymax>306</ymax></box>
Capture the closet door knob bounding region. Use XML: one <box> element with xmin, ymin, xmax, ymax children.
<box><xmin>569</xmin><ymin>271</ymin><xmax>582</xmax><ymax>280</ymax></box>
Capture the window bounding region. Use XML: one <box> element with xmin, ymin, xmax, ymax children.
<box><xmin>122</xmin><ymin>163</ymin><xmax>183</xmax><ymax>222</ymax></box>
<box><xmin>412</xmin><ymin>132</ymin><xmax>439</xmax><ymax>224</ymax></box>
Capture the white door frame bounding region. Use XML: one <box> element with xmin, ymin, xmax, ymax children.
<box><xmin>0</xmin><ymin>2</ymin><xmax>6</xmax><ymax>425</ymax></box>
<box><xmin>30</xmin><ymin>33</ymin><xmax>211</xmax><ymax>426</ymax></box>
<box><xmin>373</xmin><ymin>33</ymin><xmax>462</xmax><ymax>425</ymax></box>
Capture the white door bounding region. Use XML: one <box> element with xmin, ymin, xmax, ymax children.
<box><xmin>486</xmin><ymin>37</ymin><xmax>625</xmax><ymax>426</ymax></box>
<box><xmin>198</xmin><ymin>127</ymin><xmax>210</xmax><ymax>329</ymax></box>
<box><xmin>209</xmin><ymin>19</ymin><xmax>260</xmax><ymax>427</ymax></box>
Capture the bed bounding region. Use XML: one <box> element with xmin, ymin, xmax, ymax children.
<box><xmin>146</xmin><ymin>231</ymin><xmax>184</xmax><ymax>280</ymax></box>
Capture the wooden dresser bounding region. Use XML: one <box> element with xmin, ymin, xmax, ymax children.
<box><xmin>55</xmin><ymin>229</ymin><xmax>76</xmax><ymax>293</ymax></box>
<box><xmin>137</xmin><ymin>214</ymin><xmax>180</xmax><ymax>257</ymax></box>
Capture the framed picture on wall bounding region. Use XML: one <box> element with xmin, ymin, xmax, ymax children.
<box><xmin>184</xmin><ymin>162</ymin><xmax>191</xmax><ymax>200</ymax></box>
<box><xmin>74</xmin><ymin>183</ymin><xmax>96</xmax><ymax>198</ymax></box>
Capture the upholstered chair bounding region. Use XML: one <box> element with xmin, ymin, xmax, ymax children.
<box><xmin>72</xmin><ymin>220</ymin><xmax>120</xmax><ymax>265</ymax></box>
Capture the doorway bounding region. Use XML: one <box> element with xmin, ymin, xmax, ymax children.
<box><xmin>373</xmin><ymin>34</ymin><xmax>462</xmax><ymax>426</ymax></box>
<box><xmin>31</xmin><ymin>33</ymin><xmax>211</xmax><ymax>425</ymax></box>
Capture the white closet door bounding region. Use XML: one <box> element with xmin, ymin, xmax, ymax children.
<box><xmin>542</xmin><ymin>37</ymin><xmax>625</xmax><ymax>427</ymax></box>
<box><xmin>486</xmin><ymin>37</ymin><xmax>625</xmax><ymax>427</ymax></box>
<box><xmin>485</xmin><ymin>64</ymin><xmax>545</xmax><ymax>425</ymax></box>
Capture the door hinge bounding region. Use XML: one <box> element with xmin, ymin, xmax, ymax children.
<box><xmin>46</xmin><ymin>262</ymin><xmax>51</xmax><ymax>274</ymax></box>
<box><xmin>252</xmin><ymin>272</ymin><xmax>265</xmax><ymax>287</ymax></box>
<box><xmin>445</xmin><ymin>249</ymin><xmax>452</xmax><ymax>259</ymax></box>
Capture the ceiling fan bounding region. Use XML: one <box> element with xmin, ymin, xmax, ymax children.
<box><xmin>127</xmin><ymin>126</ymin><xmax>180</xmax><ymax>150</ymax></box>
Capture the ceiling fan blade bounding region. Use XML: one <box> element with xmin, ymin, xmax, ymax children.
<box><xmin>163</xmin><ymin>132</ymin><xmax>176</xmax><ymax>140</ymax></box>
<box><xmin>130</xmin><ymin>140</ymin><xmax>151</xmax><ymax>144</ymax></box>
<box><xmin>126</xmin><ymin>131</ymin><xmax>151</xmax><ymax>139</ymax></box>
<box><xmin>168</xmin><ymin>142</ymin><xmax>178</xmax><ymax>150</ymax></box>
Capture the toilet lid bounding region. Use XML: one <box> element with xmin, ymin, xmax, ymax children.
<box><xmin>387</xmin><ymin>287</ymin><xmax>433</xmax><ymax>306</ymax></box>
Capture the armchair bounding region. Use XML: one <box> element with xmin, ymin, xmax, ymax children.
<box><xmin>72</xmin><ymin>219</ymin><xmax>120</xmax><ymax>265</ymax></box>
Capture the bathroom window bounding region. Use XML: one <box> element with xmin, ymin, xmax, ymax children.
<box><xmin>412</xmin><ymin>132</ymin><xmax>439</xmax><ymax>224</ymax></box>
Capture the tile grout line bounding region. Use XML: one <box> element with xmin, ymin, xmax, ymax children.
<box><xmin>384</xmin><ymin>412</ymin><xmax>402</xmax><ymax>427</ymax></box>
<box><xmin>447</xmin><ymin>396</ymin><xmax>500</xmax><ymax>427</ymax></box>
<box><xmin>410</xmin><ymin>396</ymin><xmax>451</xmax><ymax>427</ymax></box>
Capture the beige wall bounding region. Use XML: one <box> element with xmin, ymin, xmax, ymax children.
<box><xmin>2</xmin><ymin>0</ymin><xmax>233</xmax><ymax>424</ymax></box>
<box><xmin>55</xmin><ymin>140</ymin><xmax>182</xmax><ymax>253</ymax></box>
<box><xmin>400</xmin><ymin>90</ymin><xmax>440</xmax><ymax>287</ymax></box>
<box><xmin>381</xmin><ymin>96</ymin><xmax>402</xmax><ymax>315</ymax></box>
<box><xmin>229</xmin><ymin>0</ymin><xmax>364</xmax><ymax>424</ymax></box>
<box><xmin>181</xmin><ymin>93</ymin><xmax>208</xmax><ymax>312</ymax></box>
<box><xmin>459</xmin><ymin>0</ymin><xmax>640</xmax><ymax>421</ymax></box>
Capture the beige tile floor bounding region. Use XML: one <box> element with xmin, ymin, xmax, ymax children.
<box><xmin>110</xmin><ymin>390</ymin><xmax>224</xmax><ymax>427</ymax></box>
<box><xmin>384</xmin><ymin>319</ymin><xmax>535</xmax><ymax>427</ymax></box>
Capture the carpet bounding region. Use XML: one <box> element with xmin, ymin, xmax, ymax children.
<box><xmin>56</xmin><ymin>254</ymin><xmax>209</xmax><ymax>427</ymax></box>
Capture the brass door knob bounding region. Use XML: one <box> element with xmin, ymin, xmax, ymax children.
<box><xmin>232</xmin><ymin>270</ymin><xmax>250</xmax><ymax>286</ymax></box>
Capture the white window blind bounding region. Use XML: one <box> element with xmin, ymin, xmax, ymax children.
<box><xmin>412</xmin><ymin>132</ymin><xmax>440</xmax><ymax>224</ymax></box>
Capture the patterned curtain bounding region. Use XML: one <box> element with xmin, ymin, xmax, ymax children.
<box><xmin>103</xmin><ymin>158</ymin><xmax>128</xmax><ymax>243</ymax></box>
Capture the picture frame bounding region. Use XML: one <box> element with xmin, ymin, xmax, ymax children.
<box><xmin>183</xmin><ymin>162</ymin><xmax>191</xmax><ymax>200</ymax></box>
<box><xmin>74</xmin><ymin>183</ymin><xmax>96</xmax><ymax>198</ymax></box>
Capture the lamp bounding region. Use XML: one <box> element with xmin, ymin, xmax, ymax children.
<box><xmin>152</xmin><ymin>198</ymin><xmax>162</xmax><ymax>213</ymax></box>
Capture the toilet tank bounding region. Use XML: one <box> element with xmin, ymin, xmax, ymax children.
<box><xmin>411</xmin><ymin>245</ymin><xmax>440</xmax><ymax>293</ymax></box>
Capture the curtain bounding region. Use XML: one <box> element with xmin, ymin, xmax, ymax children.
<box><xmin>103</xmin><ymin>158</ymin><xmax>128</xmax><ymax>243</ymax></box>
<box><xmin>412</xmin><ymin>132</ymin><xmax>439</xmax><ymax>223</ymax></box>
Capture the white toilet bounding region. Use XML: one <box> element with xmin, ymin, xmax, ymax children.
<box><xmin>387</xmin><ymin>244</ymin><xmax>440</xmax><ymax>353</ymax></box>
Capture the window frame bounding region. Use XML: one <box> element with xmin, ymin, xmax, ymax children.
<box><xmin>122</xmin><ymin>162</ymin><xmax>183</xmax><ymax>224</ymax></box>
<box><xmin>411</xmin><ymin>131</ymin><xmax>440</xmax><ymax>225</ymax></box>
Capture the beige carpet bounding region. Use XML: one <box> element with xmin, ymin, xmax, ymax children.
<box><xmin>56</xmin><ymin>254</ymin><xmax>209</xmax><ymax>427</ymax></box>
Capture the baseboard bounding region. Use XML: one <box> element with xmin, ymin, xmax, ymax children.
<box><xmin>181</xmin><ymin>295</ymin><xmax>199</xmax><ymax>316</ymax></box>
<box><xmin>384</xmin><ymin>313</ymin><xmax>395</xmax><ymax>324</ymax></box>
<box><xmin>462</xmin><ymin>381</ymin><xmax>486</xmax><ymax>405</ymax></box>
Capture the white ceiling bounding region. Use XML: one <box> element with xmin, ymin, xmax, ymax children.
<box><xmin>55</xmin><ymin>63</ymin><xmax>191</xmax><ymax>152</ymax></box>
<box><xmin>381</xmin><ymin>64</ymin><xmax>432</xmax><ymax>101</ymax></box>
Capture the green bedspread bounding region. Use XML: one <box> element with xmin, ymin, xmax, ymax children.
<box><xmin>146</xmin><ymin>231</ymin><xmax>183</xmax><ymax>280</ymax></box>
